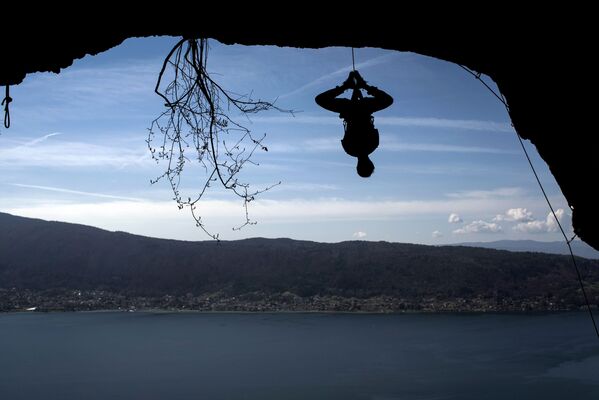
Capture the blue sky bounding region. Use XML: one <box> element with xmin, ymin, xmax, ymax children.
<box><xmin>0</xmin><ymin>37</ymin><xmax>571</xmax><ymax>243</ymax></box>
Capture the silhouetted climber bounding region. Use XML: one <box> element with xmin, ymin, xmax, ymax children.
<box><xmin>315</xmin><ymin>70</ymin><xmax>393</xmax><ymax>177</ymax></box>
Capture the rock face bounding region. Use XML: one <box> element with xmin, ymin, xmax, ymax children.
<box><xmin>1</xmin><ymin>14</ymin><xmax>596</xmax><ymax>249</ymax></box>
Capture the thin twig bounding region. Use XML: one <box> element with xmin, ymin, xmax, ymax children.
<box><xmin>148</xmin><ymin>38</ymin><xmax>292</xmax><ymax>239</ymax></box>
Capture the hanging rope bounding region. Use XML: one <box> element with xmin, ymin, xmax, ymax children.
<box><xmin>2</xmin><ymin>85</ymin><xmax>11</xmax><ymax>129</ymax></box>
<box><xmin>515</xmin><ymin>126</ymin><xmax>599</xmax><ymax>339</ymax></box>
<box><xmin>459</xmin><ymin>64</ymin><xmax>599</xmax><ymax>339</ymax></box>
<box><xmin>351</xmin><ymin>48</ymin><xmax>356</xmax><ymax>71</ymax></box>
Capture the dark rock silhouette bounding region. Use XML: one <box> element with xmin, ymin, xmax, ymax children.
<box><xmin>1</xmin><ymin>17</ymin><xmax>596</xmax><ymax>249</ymax></box>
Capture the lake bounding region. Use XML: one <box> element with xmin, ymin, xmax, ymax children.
<box><xmin>1</xmin><ymin>312</ymin><xmax>598</xmax><ymax>399</ymax></box>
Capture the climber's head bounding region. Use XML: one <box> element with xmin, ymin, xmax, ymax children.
<box><xmin>356</xmin><ymin>156</ymin><xmax>375</xmax><ymax>178</ymax></box>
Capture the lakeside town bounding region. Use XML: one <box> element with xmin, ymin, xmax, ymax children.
<box><xmin>0</xmin><ymin>288</ymin><xmax>588</xmax><ymax>313</ymax></box>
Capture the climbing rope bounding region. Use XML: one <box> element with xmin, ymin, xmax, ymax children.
<box><xmin>351</xmin><ymin>48</ymin><xmax>356</xmax><ymax>71</ymax></box>
<box><xmin>459</xmin><ymin>64</ymin><xmax>599</xmax><ymax>339</ymax></box>
<box><xmin>2</xmin><ymin>85</ymin><xmax>11</xmax><ymax>128</ymax></box>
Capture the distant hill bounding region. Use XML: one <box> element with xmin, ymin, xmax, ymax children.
<box><xmin>1</xmin><ymin>212</ymin><xmax>598</xmax><ymax>309</ymax></box>
<box><xmin>456</xmin><ymin>240</ymin><xmax>599</xmax><ymax>259</ymax></box>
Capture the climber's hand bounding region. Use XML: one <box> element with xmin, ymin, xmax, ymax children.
<box><xmin>353</xmin><ymin>71</ymin><xmax>367</xmax><ymax>88</ymax></box>
<box><xmin>341</xmin><ymin>71</ymin><xmax>356</xmax><ymax>89</ymax></box>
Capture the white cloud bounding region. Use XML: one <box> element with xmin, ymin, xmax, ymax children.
<box><xmin>547</xmin><ymin>209</ymin><xmax>565</xmax><ymax>232</ymax></box>
<box><xmin>508</xmin><ymin>207</ymin><xmax>534</xmax><ymax>222</ymax></box>
<box><xmin>12</xmin><ymin>61</ymin><xmax>160</xmax><ymax>123</ymax></box>
<box><xmin>493</xmin><ymin>207</ymin><xmax>534</xmax><ymax>222</ymax></box>
<box><xmin>0</xmin><ymin>139</ymin><xmax>152</xmax><ymax>169</ymax></box>
<box><xmin>377</xmin><ymin>117</ymin><xmax>513</xmax><ymax>132</ymax></box>
<box><xmin>514</xmin><ymin>209</ymin><xmax>567</xmax><ymax>234</ymax></box>
<box><xmin>0</xmin><ymin>186</ymin><xmax>552</xmax><ymax>240</ymax></box>
<box><xmin>11</xmin><ymin>184</ymin><xmax>144</xmax><ymax>202</ymax></box>
<box><xmin>268</xmin><ymin>137</ymin><xmax>338</xmax><ymax>153</ymax></box>
<box><xmin>252</xmin><ymin>115</ymin><xmax>513</xmax><ymax>133</ymax></box>
<box><xmin>278</xmin><ymin>53</ymin><xmax>397</xmax><ymax>99</ymax></box>
<box><xmin>268</xmin><ymin>137</ymin><xmax>516</xmax><ymax>155</ymax></box>
<box><xmin>380</xmin><ymin>139</ymin><xmax>517</xmax><ymax>154</ymax></box>
<box><xmin>21</xmin><ymin>62</ymin><xmax>157</xmax><ymax>102</ymax></box>
<box><xmin>271</xmin><ymin>183</ymin><xmax>339</xmax><ymax>192</ymax></box>
<box><xmin>432</xmin><ymin>230</ymin><xmax>443</xmax><ymax>238</ymax></box>
<box><xmin>448</xmin><ymin>213</ymin><xmax>463</xmax><ymax>223</ymax></box>
<box><xmin>453</xmin><ymin>220</ymin><xmax>503</xmax><ymax>235</ymax></box>
<box><xmin>252</xmin><ymin>115</ymin><xmax>338</xmax><ymax>125</ymax></box>
<box><xmin>353</xmin><ymin>231</ymin><xmax>367</xmax><ymax>238</ymax></box>
<box><xmin>15</xmin><ymin>132</ymin><xmax>64</xmax><ymax>147</ymax></box>
<box><xmin>446</xmin><ymin>187</ymin><xmax>525</xmax><ymax>199</ymax></box>
<box><xmin>513</xmin><ymin>220</ymin><xmax>547</xmax><ymax>234</ymax></box>
<box><xmin>1</xmin><ymin>195</ymin><xmax>530</xmax><ymax>229</ymax></box>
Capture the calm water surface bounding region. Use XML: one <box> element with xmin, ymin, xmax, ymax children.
<box><xmin>0</xmin><ymin>312</ymin><xmax>598</xmax><ymax>399</ymax></box>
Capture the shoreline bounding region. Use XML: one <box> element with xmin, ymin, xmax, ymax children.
<box><xmin>2</xmin><ymin>288</ymin><xmax>594</xmax><ymax>314</ymax></box>
<box><xmin>1</xmin><ymin>309</ymin><xmax>589</xmax><ymax>316</ymax></box>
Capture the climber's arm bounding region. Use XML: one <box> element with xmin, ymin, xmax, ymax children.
<box><xmin>353</xmin><ymin>71</ymin><xmax>393</xmax><ymax>112</ymax></box>
<box><xmin>315</xmin><ymin>85</ymin><xmax>349</xmax><ymax>113</ymax></box>
<box><xmin>315</xmin><ymin>72</ymin><xmax>356</xmax><ymax>113</ymax></box>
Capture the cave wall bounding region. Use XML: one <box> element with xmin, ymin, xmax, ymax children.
<box><xmin>2</xmin><ymin>17</ymin><xmax>597</xmax><ymax>249</ymax></box>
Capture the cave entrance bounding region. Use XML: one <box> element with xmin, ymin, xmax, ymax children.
<box><xmin>0</xmin><ymin>37</ymin><xmax>573</xmax><ymax>245</ymax></box>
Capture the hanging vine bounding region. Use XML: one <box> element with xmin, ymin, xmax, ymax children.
<box><xmin>147</xmin><ymin>38</ymin><xmax>289</xmax><ymax>239</ymax></box>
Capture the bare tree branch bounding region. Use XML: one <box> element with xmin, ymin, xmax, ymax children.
<box><xmin>147</xmin><ymin>38</ymin><xmax>290</xmax><ymax>239</ymax></box>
